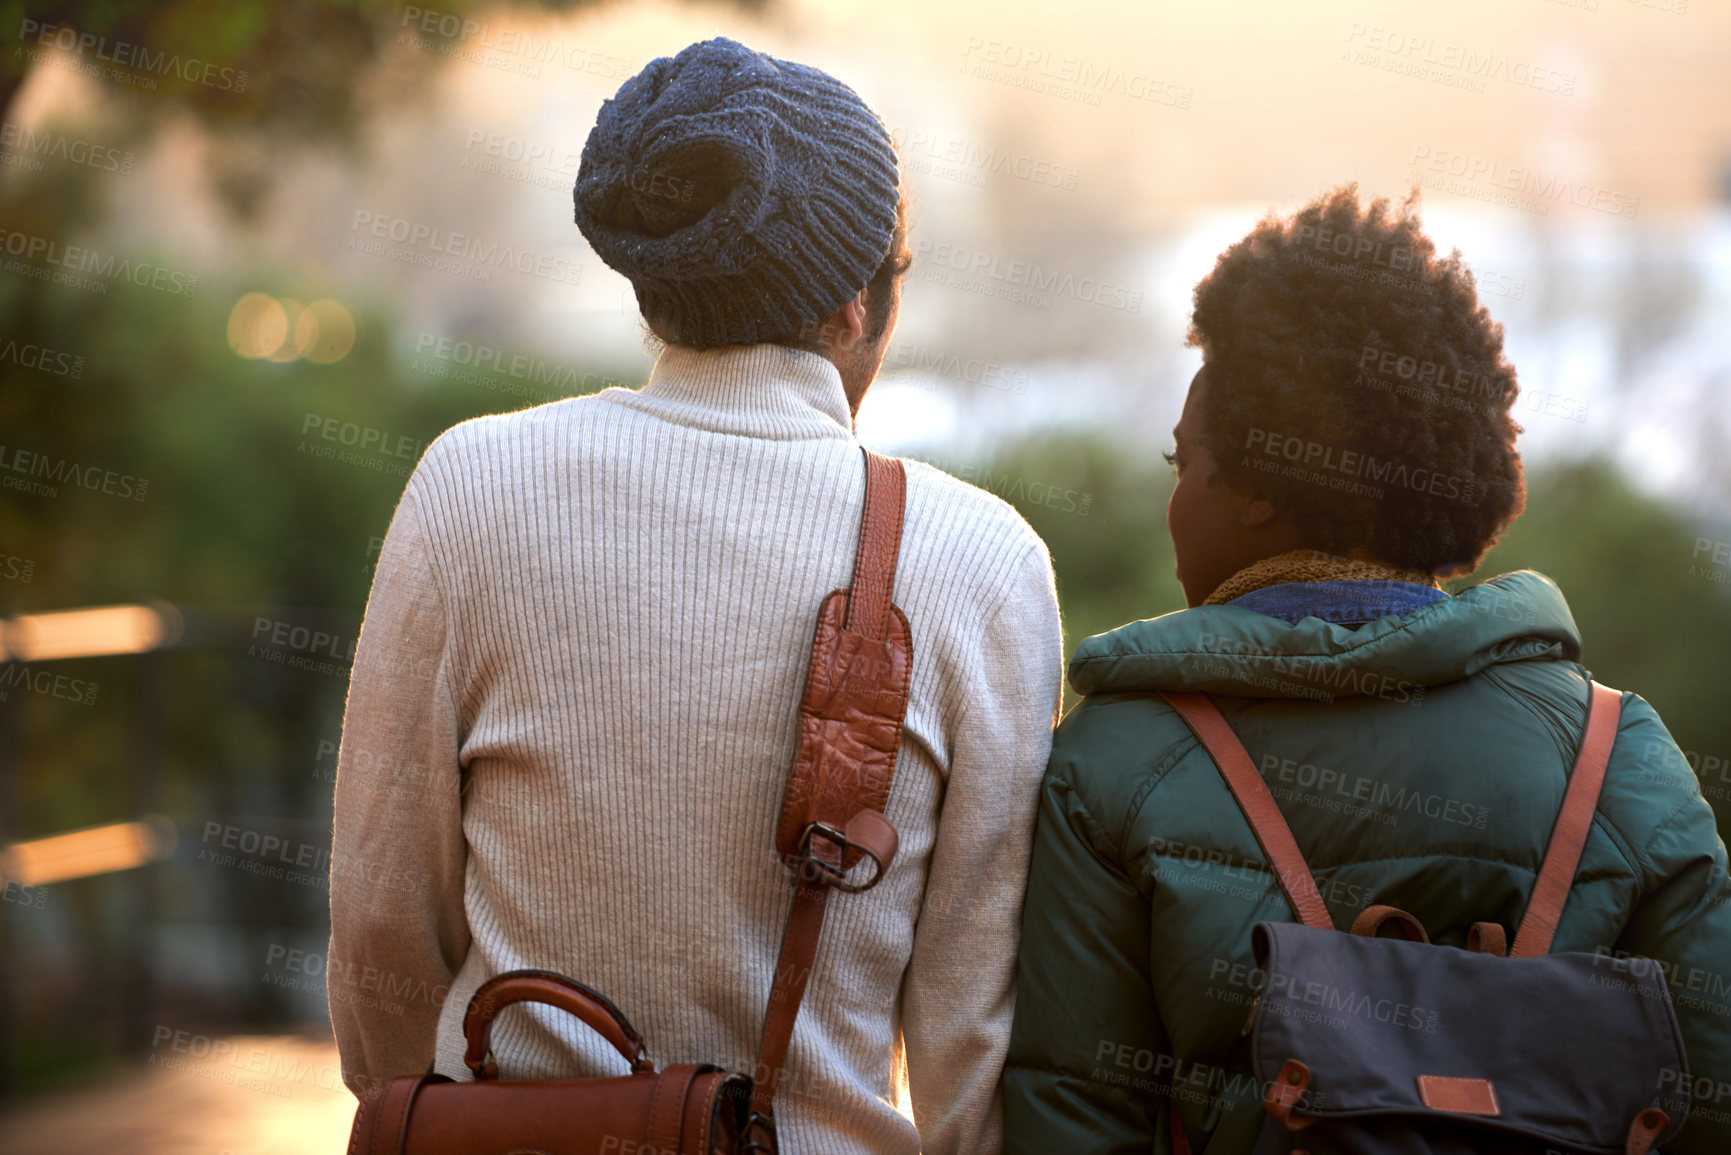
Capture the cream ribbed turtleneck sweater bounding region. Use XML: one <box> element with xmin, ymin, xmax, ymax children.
<box><xmin>328</xmin><ymin>343</ymin><xmax>1064</xmax><ymax>1154</ymax></box>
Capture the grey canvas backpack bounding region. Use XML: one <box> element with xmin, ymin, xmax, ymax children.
<box><xmin>1160</xmin><ymin>682</ymin><xmax>1689</xmax><ymax>1155</ymax></box>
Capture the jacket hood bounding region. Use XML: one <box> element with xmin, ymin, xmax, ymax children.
<box><xmin>1068</xmin><ymin>570</ymin><xmax>1581</xmax><ymax>700</ymax></box>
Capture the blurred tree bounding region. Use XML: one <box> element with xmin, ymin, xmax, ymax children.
<box><xmin>0</xmin><ymin>0</ymin><xmax>761</xmax><ymax>218</ymax></box>
<box><xmin>2</xmin><ymin>0</ymin><xmax>415</xmax><ymax>220</ymax></box>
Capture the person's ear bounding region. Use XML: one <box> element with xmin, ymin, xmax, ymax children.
<box><xmin>822</xmin><ymin>289</ymin><xmax>869</xmax><ymax>351</ymax></box>
<box><xmin>1241</xmin><ymin>495</ymin><xmax>1280</xmax><ymax>529</ymax></box>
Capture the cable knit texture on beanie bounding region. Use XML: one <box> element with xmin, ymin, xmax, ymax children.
<box><xmin>573</xmin><ymin>37</ymin><xmax>900</xmax><ymax>347</ymax></box>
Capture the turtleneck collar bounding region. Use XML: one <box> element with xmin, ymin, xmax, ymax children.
<box><xmin>600</xmin><ymin>343</ymin><xmax>856</xmax><ymax>442</ymax></box>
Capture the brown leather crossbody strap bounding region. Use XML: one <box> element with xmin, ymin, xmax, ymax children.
<box><xmin>846</xmin><ymin>451</ymin><xmax>906</xmax><ymax>640</ymax></box>
<box><xmin>1509</xmin><ymin>680</ymin><xmax>1622</xmax><ymax>958</ymax></box>
<box><xmin>748</xmin><ymin>448</ymin><xmax>912</xmax><ymax>1141</ymax></box>
<box><xmin>749</xmin><ymin>871</ymin><xmax>832</xmax><ymax>1133</ymax></box>
<box><xmin>1161</xmin><ymin>691</ymin><xmax>1334</xmax><ymax>930</ymax></box>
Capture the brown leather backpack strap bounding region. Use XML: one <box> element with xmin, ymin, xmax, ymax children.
<box><xmin>748</xmin><ymin>448</ymin><xmax>913</xmax><ymax>1144</ymax></box>
<box><xmin>1510</xmin><ymin>680</ymin><xmax>1623</xmax><ymax>958</ymax></box>
<box><xmin>1161</xmin><ymin>691</ymin><xmax>1334</xmax><ymax>931</ymax></box>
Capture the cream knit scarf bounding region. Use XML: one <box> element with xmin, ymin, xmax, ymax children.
<box><xmin>1203</xmin><ymin>549</ymin><xmax>1441</xmax><ymax>606</ymax></box>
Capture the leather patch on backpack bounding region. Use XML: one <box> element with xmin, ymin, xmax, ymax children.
<box><xmin>1416</xmin><ymin>1075</ymin><xmax>1501</xmax><ymax>1117</ymax></box>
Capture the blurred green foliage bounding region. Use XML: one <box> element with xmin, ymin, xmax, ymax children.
<box><xmin>0</xmin><ymin>0</ymin><xmax>674</xmax><ymax>216</ymax></box>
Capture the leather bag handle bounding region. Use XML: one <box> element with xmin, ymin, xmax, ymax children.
<box><xmin>462</xmin><ymin>969</ymin><xmax>653</xmax><ymax>1079</ymax></box>
<box><xmin>1509</xmin><ymin>680</ymin><xmax>1622</xmax><ymax>957</ymax></box>
<box><xmin>1160</xmin><ymin>691</ymin><xmax>1334</xmax><ymax>930</ymax></box>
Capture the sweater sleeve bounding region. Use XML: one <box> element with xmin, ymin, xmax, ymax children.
<box><xmin>900</xmin><ymin>543</ymin><xmax>1064</xmax><ymax>1155</ymax></box>
<box><xmin>327</xmin><ymin>480</ymin><xmax>471</xmax><ymax>1096</ymax></box>
<box><xmin>1002</xmin><ymin>732</ymin><xmax>1172</xmax><ymax>1154</ymax></box>
<box><xmin>1611</xmin><ymin>697</ymin><xmax>1731</xmax><ymax>1155</ymax></box>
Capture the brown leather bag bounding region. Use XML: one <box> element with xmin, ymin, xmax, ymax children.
<box><xmin>347</xmin><ymin>448</ymin><xmax>913</xmax><ymax>1155</ymax></box>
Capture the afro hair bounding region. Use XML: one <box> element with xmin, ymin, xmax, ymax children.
<box><xmin>1187</xmin><ymin>184</ymin><xmax>1526</xmax><ymax>575</ymax></box>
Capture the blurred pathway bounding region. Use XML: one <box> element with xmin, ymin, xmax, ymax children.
<box><xmin>0</xmin><ymin>1035</ymin><xmax>355</xmax><ymax>1155</ymax></box>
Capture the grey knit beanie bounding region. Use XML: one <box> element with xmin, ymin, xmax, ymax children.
<box><xmin>573</xmin><ymin>37</ymin><xmax>901</xmax><ymax>347</ymax></box>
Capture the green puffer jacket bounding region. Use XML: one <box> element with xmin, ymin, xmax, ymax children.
<box><xmin>1004</xmin><ymin>571</ymin><xmax>1731</xmax><ymax>1154</ymax></box>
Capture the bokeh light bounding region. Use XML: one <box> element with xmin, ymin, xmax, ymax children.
<box><xmin>265</xmin><ymin>299</ymin><xmax>305</xmax><ymax>362</ymax></box>
<box><xmin>226</xmin><ymin>292</ymin><xmax>288</xmax><ymax>359</ymax></box>
<box><xmin>299</xmin><ymin>299</ymin><xmax>357</xmax><ymax>364</ymax></box>
<box><xmin>228</xmin><ymin>293</ymin><xmax>355</xmax><ymax>363</ymax></box>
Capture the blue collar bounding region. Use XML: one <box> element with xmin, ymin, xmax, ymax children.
<box><xmin>1226</xmin><ymin>579</ymin><xmax>1447</xmax><ymax>626</ymax></box>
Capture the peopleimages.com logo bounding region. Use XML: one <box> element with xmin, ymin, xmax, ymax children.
<box><xmin>1409</xmin><ymin>146</ymin><xmax>1640</xmax><ymax>219</ymax></box>
<box><xmin>1243</xmin><ymin>427</ymin><xmax>1484</xmax><ymax>507</ymax></box>
<box><xmin>348</xmin><ymin>211</ymin><xmax>583</xmax><ymax>285</ymax></box>
<box><xmin>913</xmin><ymin>240</ymin><xmax>1143</xmax><ymax>312</ymax></box>
<box><xmin>398</xmin><ymin>6</ymin><xmax>632</xmax><ymax>79</ymax></box>
<box><xmin>0</xmin><ymin>228</ymin><xmax>199</xmax><ymax>296</ymax></box>
<box><xmin>16</xmin><ymin>18</ymin><xmax>248</xmax><ymax>91</ymax></box>
<box><xmin>0</xmin><ymin>442</ymin><xmax>148</xmax><ymax>501</ymax></box>
<box><xmin>0</xmin><ymin>121</ymin><xmax>134</xmax><ymax>174</ymax></box>
<box><xmin>0</xmin><ymin>338</ymin><xmax>83</xmax><ymax>378</ymax></box>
